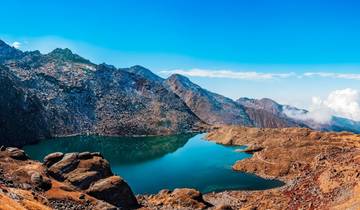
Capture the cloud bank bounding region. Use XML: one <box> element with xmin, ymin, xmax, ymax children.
<box><xmin>284</xmin><ymin>88</ymin><xmax>360</xmax><ymax>123</ymax></box>
<box><xmin>304</xmin><ymin>72</ymin><xmax>360</xmax><ymax>80</ymax></box>
<box><xmin>161</xmin><ymin>68</ymin><xmax>360</xmax><ymax>81</ymax></box>
<box><xmin>161</xmin><ymin>69</ymin><xmax>295</xmax><ymax>80</ymax></box>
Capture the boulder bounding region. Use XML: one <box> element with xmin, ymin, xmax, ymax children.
<box><xmin>47</xmin><ymin>153</ymin><xmax>79</xmax><ymax>180</ymax></box>
<box><xmin>67</xmin><ymin>171</ymin><xmax>101</xmax><ymax>190</ymax></box>
<box><xmin>43</xmin><ymin>152</ymin><xmax>64</xmax><ymax>167</ymax></box>
<box><xmin>86</xmin><ymin>176</ymin><xmax>139</xmax><ymax>209</ymax></box>
<box><xmin>6</xmin><ymin>147</ymin><xmax>28</xmax><ymax>160</ymax></box>
<box><xmin>30</xmin><ymin>171</ymin><xmax>52</xmax><ymax>190</ymax></box>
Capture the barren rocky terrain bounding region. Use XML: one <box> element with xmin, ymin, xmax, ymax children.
<box><xmin>205</xmin><ymin>126</ymin><xmax>360</xmax><ymax>209</ymax></box>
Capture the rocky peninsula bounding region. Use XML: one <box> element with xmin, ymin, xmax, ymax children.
<box><xmin>205</xmin><ymin>126</ymin><xmax>360</xmax><ymax>209</ymax></box>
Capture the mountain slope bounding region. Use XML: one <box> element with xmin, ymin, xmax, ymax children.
<box><xmin>237</xmin><ymin>97</ymin><xmax>360</xmax><ymax>133</ymax></box>
<box><xmin>0</xmin><ymin>41</ymin><xmax>203</xmax><ymax>146</ymax></box>
<box><xmin>124</xmin><ymin>65</ymin><xmax>164</xmax><ymax>83</ymax></box>
<box><xmin>165</xmin><ymin>74</ymin><xmax>253</xmax><ymax>126</ymax></box>
<box><xmin>0</xmin><ymin>65</ymin><xmax>50</xmax><ymax>146</ymax></box>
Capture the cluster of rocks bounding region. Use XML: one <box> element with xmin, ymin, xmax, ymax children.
<box><xmin>43</xmin><ymin>151</ymin><xmax>139</xmax><ymax>209</ymax></box>
<box><xmin>0</xmin><ymin>146</ymin><xmax>214</xmax><ymax>210</ymax></box>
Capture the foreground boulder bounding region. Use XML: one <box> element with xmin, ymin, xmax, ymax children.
<box><xmin>87</xmin><ymin>176</ymin><xmax>138</xmax><ymax>208</ymax></box>
<box><xmin>44</xmin><ymin>151</ymin><xmax>138</xmax><ymax>208</ymax></box>
<box><xmin>0</xmin><ymin>147</ymin><xmax>139</xmax><ymax>209</ymax></box>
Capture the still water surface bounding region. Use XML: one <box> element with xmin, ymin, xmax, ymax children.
<box><xmin>24</xmin><ymin>133</ymin><xmax>283</xmax><ymax>194</ymax></box>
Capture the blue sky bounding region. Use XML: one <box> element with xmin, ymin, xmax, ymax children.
<box><xmin>2</xmin><ymin>0</ymin><xmax>360</xmax><ymax>109</ymax></box>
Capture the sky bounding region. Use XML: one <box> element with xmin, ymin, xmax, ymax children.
<box><xmin>2</xmin><ymin>0</ymin><xmax>360</xmax><ymax>116</ymax></box>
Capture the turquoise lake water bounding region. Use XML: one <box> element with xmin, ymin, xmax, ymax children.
<box><xmin>23</xmin><ymin>133</ymin><xmax>283</xmax><ymax>194</ymax></box>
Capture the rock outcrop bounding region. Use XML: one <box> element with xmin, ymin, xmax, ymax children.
<box><xmin>205</xmin><ymin>126</ymin><xmax>360</xmax><ymax>209</ymax></box>
<box><xmin>0</xmin><ymin>147</ymin><xmax>139</xmax><ymax>209</ymax></box>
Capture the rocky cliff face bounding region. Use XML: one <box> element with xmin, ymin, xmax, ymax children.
<box><xmin>165</xmin><ymin>74</ymin><xmax>253</xmax><ymax>126</ymax></box>
<box><xmin>0</xmin><ymin>41</ymin><xmax>203</xmax><ymax>146</ymax></box>
<box><xmin>0</xmin><ymin>65</ymin><xmax>50</xmax><ymax>146</ymax></box>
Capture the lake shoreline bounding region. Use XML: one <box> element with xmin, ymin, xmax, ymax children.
<box><xmin>23</xmin><ymin>133</ymin><xmax>283</xmax><ymax>195</ymax></box>
<box><xmin>203</xmin><ymin>126</ymin><xmax>360</xmax><ymax>209</ymax></box>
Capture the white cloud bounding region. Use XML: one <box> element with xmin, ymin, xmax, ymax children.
<box><xmin>284</xmin><ymin>88</ymin><xmax>360</xmax><ymax>123</ymax></box>
<box><xmin>323</xmin><ymin>88</ymin><xmax>360</xmax><ymax>121</ymax></box>
<box><xmin>304</xmin><ymin>72</ymin><xmax>360</xmax><ymax>80</ymax></box>
<box><xmin>283</xmin><ymin>98</ymin><xmax>333</xmax><ymax>124</ymax></box>
<box><xmin>11</xmin><ymin>41</ymin><xmax>21</xmax><ymax>49</ymax></box>
<box><xmin>161</xmin><ymin>69</ymin><xmax>295</xmax><ymax>80</ymax></box>
<box><xmin>160</xmin><ymin>69</ymin><xmax>360</xmax><ymax>81</ymax></box>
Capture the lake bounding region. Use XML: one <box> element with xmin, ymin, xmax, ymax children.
<box><xmin>23</xmin><ymin>133</ymin><xmax>283</xmax><ymax>194</ymax></box>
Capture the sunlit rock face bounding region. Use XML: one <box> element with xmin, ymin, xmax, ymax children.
<box><xmin>164</xmin><ymin>74</ymin><xmax>252</xmax><ymax>126</ymax></box>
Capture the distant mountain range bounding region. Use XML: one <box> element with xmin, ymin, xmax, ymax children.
<box><xmin>0</xmin><ymin>39</ymin><xmax>359</xmax><ymax>146</ymax></box>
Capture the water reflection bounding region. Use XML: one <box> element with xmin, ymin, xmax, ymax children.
<box><xmin>24</xmin><ymin>133</ymin><xmax>284</xmax><ymax>194</ymax></box>
<box><xmin>24</xmin><ymin>133</ymin><xmax>195</xmax><ymax>164</ymax></box>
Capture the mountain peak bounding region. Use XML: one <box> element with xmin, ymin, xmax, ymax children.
<box><xmin>126</xmin><ymin>65</ymin><xmax>164</xmax><ymax>83</ymax></box>
<box><xmin>0</xmin><ymin>39</ymin><xmax>8</xmax><ymax>47</ymax></box>
<box><xmin>0</xmin><ymin>39</ymin><xmax>24</xmax><ymax>63</ymax></box>
<box><xmin>47</xmin><ymin>48</ymin><xmax>91</xmax><ymax>64</ymax></box>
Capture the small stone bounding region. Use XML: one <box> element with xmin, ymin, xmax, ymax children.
<box><xmin>30</xmin><ymin>171</ymin><xmax>52</xmax><ymax>190</ymax></box>
<box><xmin>159</xmin><ymin>189</ymin><xmax>170</xmax><ymax>195</ymax></box>
<box><xmin>21</xmin><ymin>183</ymin><xmax>32</xmax><ymax>190</ymax></box>
<box><xmin>7</xmin><ymin>147</ymin><xmax>28</xmax><ymax>160</ymax></box>
<box><xmin>215</xmin><ymin>204</ymin><xmax>233</xmax><ymax>210</ymax></box>
<box><xmin>79</xmin><ymin>193</ymin><xmax>85</xmax><ymax>200</ymax></box>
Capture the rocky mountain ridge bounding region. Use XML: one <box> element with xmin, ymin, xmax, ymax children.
<box><xmin>2</xmin><ymin>39</ymin><xmax>360</xmax><ymax>147</ymax></box>
<box><xmin>0</xmin><ymin>40</ymin><xmax>204</xmax><ymax>147</ymax></box>
<box><xmin>237</xmin><ymin>97</ymin><xmax>360</xmax><ymax>133</ymax></box>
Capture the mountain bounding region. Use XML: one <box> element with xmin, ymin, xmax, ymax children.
<box><xmin>164</xmin><ymin>74</ymin><xmax>308</xmax><ymax>128</ymax></box>
<box><xmin>0</xmin><ymin>41</ymin><xmax>203</xmax><ymax>146</ymax></box>
<box><xmin>0</xmin><ymin>65</ymin><xmax>50</xmax><ymax>146</ymax></box>
<box><xmin>1</xmin><ymin>38</ymin><xmax>360</xmax><ymax>147</ymax></box>
<box><xmin>164</xmin><ymin>74</ymin><xmax>253</xmax><ymax>126</ymax></box>
<box><xmin>124</xmin><ymin>65</ymin><xmax>164</xmax><ymax>83</ymax></box>
<box><xmin>237</xmin><ymin>97</ymin><xmax>360</xmax><ymax>133</ymax></box>
<box><xmin>0</xmin><ymin>40</ymin><xmax>23</xmax><ymax>63</ymax></box>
